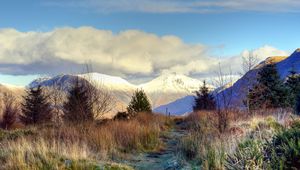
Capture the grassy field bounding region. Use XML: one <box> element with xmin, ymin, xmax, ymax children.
<box><xmin>0</xmin><ymin>110</ymin><xmax>299</xmax><ymax>169</ymax></box>
<box><xmin>0</xmin><ymin>112</ymin><xmax>169</xmax><ymax>170</ymax></box>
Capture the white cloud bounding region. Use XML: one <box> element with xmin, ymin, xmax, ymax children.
<box><xmin>241</xmin><ymin>45</ymin><xmax>289</xmax><ymax>61</ymax></box>
<box><xmin>163</xmin><ymin>45</ymin><xmax>290</xmax><ymax>79</ymax></box>
<box><xmin>0</xmin><ymin>27</ymin><xmax>290</xmax><ymax>82</ymax></box>
<box><xmin>45</xmin><ymin>0</ymin><xmax>300</xmax><ymax>13</ymax></box>
<box><xmin>0</xmin><ymin>27</ymin><xmax>208</xmax><ymax>76</ymax></box>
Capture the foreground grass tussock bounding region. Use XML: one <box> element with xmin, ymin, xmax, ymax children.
<box><xmin>177</xmin><ymin>110</ymin><xmax>300</xmax><ymax>169</ymax></box>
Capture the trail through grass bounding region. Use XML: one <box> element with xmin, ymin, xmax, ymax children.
<box><xmin>116</xmin><ymin>119</ymin><xmax>191</xmax><ymax>170</ymax></box>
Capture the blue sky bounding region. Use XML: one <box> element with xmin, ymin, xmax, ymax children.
<box><xmin>0</xmin><ymin>0</ymin><xmax>300</xmax><ymax>85</ymax></box>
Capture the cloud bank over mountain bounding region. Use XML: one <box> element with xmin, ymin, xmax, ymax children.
<box><xmin>0</xmin><ymin>27</ymin><xmax>289</xmax><ymax>81</ymax></box>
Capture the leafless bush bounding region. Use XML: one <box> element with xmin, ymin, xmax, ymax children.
<box><xmin>44</xmin><ymin>84</ymin><xmax>66</xmax><ymax>125</ymax></box>
<box><xmin>241</xmin><ymin>52</ymin><xmax>259</xmax><ymax>114</ymax></box>
<box><xmin>83</xmin><ymin>65</ymin><xmax>116</xmax><ymax>119</ymax></box>
<box><xmin>1</xmin><ymin>93</ymin><xmax>19</xmax><ymax>129</ymax></box>
<box><xmin>213</xmin><ymin>63</ymin><xmax>234</xmax><ymax>133</ymax></box>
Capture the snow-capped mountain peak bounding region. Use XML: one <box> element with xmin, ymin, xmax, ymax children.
<box><xmin>78</xmin><ymin>72</ymin><xmax>136</xmax><ymax>90</ymax></box>
<box><xmin>139</xmin><ymin>73</ymin><xmax>206</xmax><ymax>93</ymax></box>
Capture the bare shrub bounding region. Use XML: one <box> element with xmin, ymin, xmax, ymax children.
<box><xmin>83</xmin><ymin>65</ymin><xmax>116</xmax><ymax>119</ymax></box>
<box><xmin>241</xmin><ymin>52</ymin><xmax>259</xmax><ymax>114</ymax></box>
<box><xmin>45</xmin><ymin>84</ymin><xmax>66</xmax><ymax>125</ymax></box>
<box><xmin>1</xmin><ymin>93</ymin><xmax>19</xmax><ymax>130</ymax></box>
<box><xmin>214</xmin><ymin>63</ymin><xmax>234</xmax><ymax>133</ymax></box>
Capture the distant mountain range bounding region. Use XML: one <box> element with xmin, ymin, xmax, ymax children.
<box><xmin>2</xmin><ymin>49</ymin><xmax>299</xmax><ymax>116</ymax></box>
<box><xmin>27</xmin><ymin>72</ymin><xmax>209</xmax><ymax>116</ymax></box>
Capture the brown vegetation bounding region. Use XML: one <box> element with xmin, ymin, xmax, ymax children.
<box><xmin>0</xmin><ymin>112</ymin><xmax>167</xmax><ymax>169</ymax></box>
<box><xmin>1</xmin><ymin>93</ymin><xmax>19</xmax><ymax>130</ymax></box>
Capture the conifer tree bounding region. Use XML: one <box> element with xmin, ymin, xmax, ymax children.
<box><xmin>295</xmin><ymin>96</ymin><xmax>300</xmax><ymax>115</ymax></box>
<box><xmin>20</xmin><ymin>86</ymin><xmax>53</xmax><ymax>125</ymax></box>
<box><xmin>193</xmin><ymin>81</ymin><xmax>216</xmax><ymax>111</ymax></box>
<box><xmin>248</xmin><ymin>64</ymin><xmax>289</xmax><ymax>110</ymax></box>
<box><xmin>127</xmin><ymin>89</ymin><xmax>152</xmax><ymax>117</ymax></box>
<box><xmin>63</xmin><ymin>79</ymin><xmax>93</xmax><ymax>123</ymax></box>
<box><xmin>286</xmin><ymin>69</ymin><xmax>300</xmax><ymax>108</ymax></box>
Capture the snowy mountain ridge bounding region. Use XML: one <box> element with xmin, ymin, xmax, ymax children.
<box><xmin>29</xmin><ymin>72</ymin><xmax>209</xmax><ymax>112</ymax></box>
<box><xmin>30</xmin><ymin>72</ymin><xmax>207</xmax><ymax>92</ymax></box>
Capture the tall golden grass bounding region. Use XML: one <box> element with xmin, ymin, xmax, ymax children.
<box><xmin>0</xmin><ymin>112</ymin><xmax>167</xmax><ymax>169</ymax></box>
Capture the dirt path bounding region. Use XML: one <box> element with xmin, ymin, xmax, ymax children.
<box><xmin>122</xmin><ymin>120</ymin><xmax>190</xmax><ymax>170</ymax></box>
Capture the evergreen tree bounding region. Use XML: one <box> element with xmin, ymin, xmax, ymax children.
<box><xmin>127</xmin><ymin>89</ymin><xmax>152</xmax><ymax>116</ymax></box>
<box><xmin>286</xmin><ymin>69</ymin><xmax>300</xmax><ymax>108</ymax></box>
<box><xmin>248</xmin><ymin>64</ymin><xmax>289</xmax><ymax>110</ymax></box>
<box><xmin>295</xmin><ymin>97</ymin><xmax>300</xmax><ymax>115</ymax></box>
<box><xmin>20</xmin><ymin>86</ymin><xmax>53</xmax><ymax>125</ymax></box>
<box><xmin>63</xmin><ymin>79</ymin><xmax>93</xmax><ymax>123</ymax></box>
<box><xmin>193</xmin><ymin>81</ymin><xmax>216</xmax><ymax>111</ymax></box>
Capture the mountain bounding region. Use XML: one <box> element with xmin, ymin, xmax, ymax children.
<box><xmin>139</xmin><ymin>73</ymin><xmax>204</xmax><ymax>93</ymax></box>
<box><xmin>140</xmin><ymin>73</ymin><xmax>209</xmax><ymax>108</ymax></box>
<box><xmin>220</xmin><ymin>50</ymin><xmax>299</xmax><ymax>108</ymax></box>
<box><xmin>156</xmin><ymin>53</ymin><xmax>295</xmax><ymax>115</ymax></box>
<box><xmin>277</xmin><ymin>48</ymin><xmax>300</xmax><ymax>78</ymax></box>
<box><xmin>213</xmin><ymin>56</ymin><xmax>288</xmax><ymax>108</ymax></box>
<box><xmin>153</xmin><ymin>95</ymin><xmax>195</xmax><ymax>115</ymax></box>
<box><xmin>29</xmin><ymin>73</ymin><xmax>136</xmax><ymax>116</ymax></box>
<box><xmin>29</xmin><ymin>72</ymin><xmax>207</xmax><ymax>116</ymax></box>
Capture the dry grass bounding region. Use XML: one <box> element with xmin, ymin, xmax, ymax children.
<box><xmin>0</xmin><ymin>112</ymin><xmax>167</xmax><ymax>169</ymax></box>
<box><xmin>0</xmin><ymin>138</ymin><xmax>96</xmax><ymax>170</ymax></box>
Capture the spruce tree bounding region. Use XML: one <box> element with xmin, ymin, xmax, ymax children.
<box><xmin>127</xmin><ymin>89</ymin><xmax>152</xmax><ymax>117</ymax></box>
<box><xmin>296</xmin><ymin>96</ymin><xmax>300</xmax><ymax>115</ymax></box>
<box><xmin>193</xmin><ymin>81</ymin><xmax>216</xmax><ymax>111</ymax></box>
<box><xmin>248</xmin><ymin>64</ymin><xmax>289</xmax><ymax>110</ymax></box>
<box><xmin>63</xmin><ymin>79</ymin><xmax>93</xmax><ymax>123</ymax></box>
<box><xmin>20</xmin><ymin>86</ymin><xmax>53</xmax><ymax>125</ymax></box>
<box><xmin>286</xmin><ymin>69</ymin><xmax>300</xmax><ymax>108</ymax></box>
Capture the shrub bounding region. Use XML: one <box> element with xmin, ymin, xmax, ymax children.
<box><xmin>265</xmin><ymin>121</ymin><xmax>300</xmax><ymax>169</ymax></box>
<box><xmin>113</xmin><ymin>112</ymin><xmax>130</xmax><ymax>120</ymax></box>
<box><xmin>227</xmin><ymin>120</ymin><xmax>300</xmax><ymax>170</ymax></box>
<box><xmin>226</xmin><ymin>139</ymin><xmax>265</xmax><ymax>170</ymax></box>
<box><xmin>1</xmin><ymin>94</ymin><xmax>19</xmax><ymax>130</ymax></box>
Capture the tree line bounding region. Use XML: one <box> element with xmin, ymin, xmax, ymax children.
<box><xmin>193</xmin><ymin>64</ymin><xmax>300</xmax><ymax>114</ymax></box>
<box><xmin>192</xmin><ymin>61</ymin><xmax>300</xmax><ymax>133</ymax></box>
<box><xmin>0</xmin><ymin>77</ymin><xmax>152</xmax><ymax>129</ymax></box>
